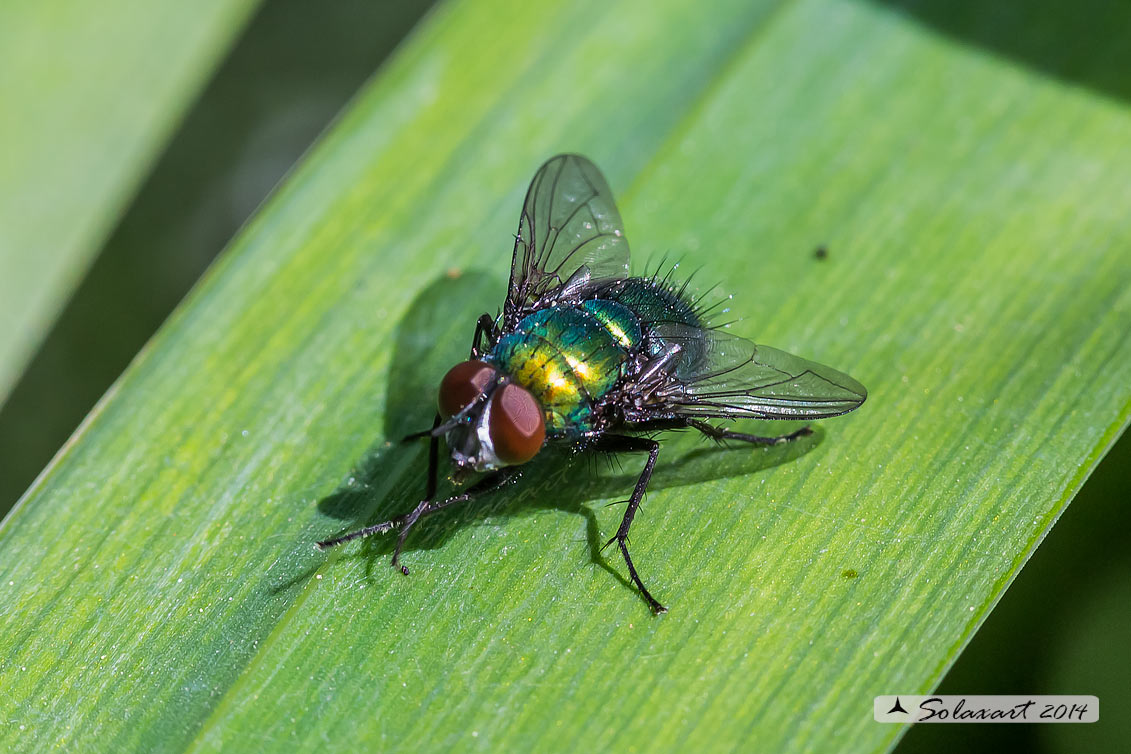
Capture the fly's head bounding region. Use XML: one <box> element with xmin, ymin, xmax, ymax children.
<box><xmin>437</xmin><ymin>360</ymin><xmax>546</xmax><ymax>474</ymax></box>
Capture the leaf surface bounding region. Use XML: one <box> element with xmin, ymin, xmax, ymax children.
<box><xmin>1</xmin><ymin>1</ymin><xmax>1129</xmax><ymax>752</ymax></box>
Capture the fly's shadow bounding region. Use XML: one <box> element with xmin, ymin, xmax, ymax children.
<box><xmin>316</xmin><ymin>270</ymin><xmax>499</xmax><ymax>523</ymax></box>
<box><xmin>315</xmin><ymin>272</ymin><xmax>823</xmax><ymax>593</ymax></box>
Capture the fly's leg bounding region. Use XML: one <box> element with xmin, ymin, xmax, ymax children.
<box><xmin>624</xmin><ymin>418</ymin><xmax>812</xmax><ymax>446</ymax></box>
<box><xmin>591</xmin><ymin>434</ymin><xmax>667</xmax><ymax>614</ymax></box>
<box><xmin>316</xmin><ymin>517</ymin><xmax>405</xmax><ymax>550</ymax></box>
<box><xmin>685</xmin><ymin>418</ymin><xmax>811</xmax><ymax>445</ymax></box>
<box><xmin>423</xmin><ymin>414</ymin><xmax>441</xmax><ymax>501</ymax></box>
<box><xmin>316</xmin><ymin>468</ymin><xmax>521</xmax><ymax>570</ymax></box>
<box><xmin>471</xmin><ymin>313</ymin><xmax>498</xmax><ymax>358</ymax></box>
<box><xmin>400</xmin><ymin>413</ymin><xmax>443</xmax><ymax>501</ymax></box>
<box><xmin>390</xmin><ymin>467</ymin><xmax>520</xmax><ymax>574</ymax></box>
<box><xmin>318</xmin><ymin>416</ymin><xmax>443</xmax><ymax>550</ymax></box>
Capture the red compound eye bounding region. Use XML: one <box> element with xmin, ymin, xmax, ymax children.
<box><xmin>438</xmin><ymin>360</ymin><xmax>496</xmax><ymax>418</ymax></box>
<box><xmin>488</xmin><ymin>383</ymin><xmax>546</xmax><ymax>465</ymax></box>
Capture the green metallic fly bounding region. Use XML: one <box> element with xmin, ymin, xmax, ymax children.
<box><xmin>319</xmin><ymin>154</ymin><xmax>867</xmax><ymax>613</ymax></box>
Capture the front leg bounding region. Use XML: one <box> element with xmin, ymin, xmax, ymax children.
<box><xmin>316</xmin><ymin>467</ymin><xmax>522</xmax><ymax>570</ymax></box>
<box><xmin>390</xmin><ymin>466</ymin><xmax>520</xmax><ymax>573</ymax></box>
<box><xmin>402</xmin><ymin>412</ymin><xmax>443</xmax><ymax>501</ymax></box>
<box><xmin>590</xmin><ymin>434</ymin><xmax>666</xmax><ymax>614</ymax></box>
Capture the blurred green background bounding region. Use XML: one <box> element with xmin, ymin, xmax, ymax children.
<box><xmin>0</xmin><ymin>0</ymin><xmax>437</xmax><ymax>508</ymax></box>
<box><xmin>0</xmin><ymin>0</ymin><xmax>1125</xmax><ymax>750</ymax></box>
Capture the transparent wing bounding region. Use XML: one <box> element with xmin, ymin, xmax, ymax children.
<box><xmin>650</xmin><ymin>324</ymin><xmax>867</xmax><ymax>420</ymax></box>
<box><xmin>503</xmin><ymin>154</ymin><xmax>630</xmax><ymax>325</ymax></box>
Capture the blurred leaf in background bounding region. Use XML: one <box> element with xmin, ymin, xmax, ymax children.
<box><xmin>0</xmin><ymin>0</ymin><xmax>261</xmax><ymax>404</ymax></box>
<box><xmin>0</xmin><ymin>0</ymin><xmax>437</xmax><ymax>513</ymax></box>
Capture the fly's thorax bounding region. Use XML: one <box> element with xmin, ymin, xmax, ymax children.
<box><xmin>490</xmin><ymin>306</ymin><xmax>631</xmax><ymax>433</ymax></box>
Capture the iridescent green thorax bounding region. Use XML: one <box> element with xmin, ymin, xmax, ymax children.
<box><xmin>490</xmin><ymin>279</ymin><xmax>702</xmax><ymax>435</ymax></box>
<box><xmin>492</xmin><ymin>307</ymin><xmax>624</xmax><ymax>434</ymax></box>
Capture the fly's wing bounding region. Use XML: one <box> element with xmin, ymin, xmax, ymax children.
<box><xmin>650</xmin><ymin>324</ymin><xmax>867</xmax><ymax>420</ymax></box>
<box><xmin>503</xmin><ymin>154</ymin><xmax>630</xmax><ymax>326</ymax></box>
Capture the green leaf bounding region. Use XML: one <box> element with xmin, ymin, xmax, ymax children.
<box><xmin>0</xmin><ymin>0</ymin><xmax>261</xmax><ymax>402</ymax></box>
<box><xmin>2</xmin><ymin>0</ymin><xmax>1129</xmax><ymax>752</ymax></box>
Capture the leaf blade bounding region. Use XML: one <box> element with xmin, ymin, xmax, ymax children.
<box><xmin>2</xmin><ymin>1</ymin><xmax>1131</xmax><ymax>753</ymax></box>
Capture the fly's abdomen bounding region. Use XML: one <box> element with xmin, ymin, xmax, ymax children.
<box><xmin>491</xmin><ymin>307</ymin><xmax>627</xmax><ymax>434</ymax></box>
<box><xmin>598</xmin><ymin>277</ymin><xmax>707</xmax><ymax>372</ymax></box>
<box><xmin>579</xmin><ymin>299</ymin><xmax>644</xmax><ymax>350</ymax></box>
<box><xmin>600</xmin><ymin>278</ymin><xmax>701</xmax><ymax>328</ymax></box>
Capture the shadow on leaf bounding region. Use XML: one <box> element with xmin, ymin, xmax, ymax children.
<box><xmin>871</xmin><ymin>0</ymin><xmax>1131</xmax><ymax>106</ymax></box>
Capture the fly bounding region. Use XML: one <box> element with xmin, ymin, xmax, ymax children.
<box><xmin>317</xmin><ymin>154</ymin><xmax>867</xmax><ymax>613</ymax></box>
